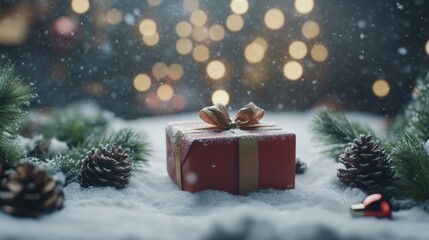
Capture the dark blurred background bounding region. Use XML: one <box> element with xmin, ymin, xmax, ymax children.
<box><xmin>1</xmin><ymin>0</ymin><xmax>428</xmax><ymax>118</ymax></box>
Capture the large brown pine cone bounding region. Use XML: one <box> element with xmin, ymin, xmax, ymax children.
<box><xmin>0</xmin><ymin>162</ymin><xmax>64</xmax><ymax>217</ymax></box>
<box><xmin>337</xmin><ymin>133</ymin><xmax>395</xmax><ymax>193</ymax></box>
<box><xmin>80</xmin><ymin>144</ymin><xmax>132</xmax><ymax>189</ymax></box>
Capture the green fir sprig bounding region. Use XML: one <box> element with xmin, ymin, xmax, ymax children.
<box><xmin>0</xmin><ymin>64</ymin><xmax>34</xmax><ymax>168</ymax></box>
<box><xmin>404</xmin><ymin>72</ymin><xmax>429</xmax><ymax>141</ymax></box>
<box><xmin>49</xmin><ymin>128</ymin><xmax>150</xmax><ymax>183</ymax></box>
<box><xmin>390</xmin><ymin>132</ymin><xmax>429</xmax><ymax>201</ymax></box>
<box><xmin>42</xmin><ymin>109</ymin><xmax>109</xmax><ymax>148</ymax></box>
<box><xmin>311</xmin><ymin>109</ymin><xmax>374</xmax><ymax>159</ymax></box>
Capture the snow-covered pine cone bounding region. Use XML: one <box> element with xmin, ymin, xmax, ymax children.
<box><xmin>80</xmin><ymin>144</ymin><xmax>132</xmax><ymax>189</ymax></box>
<box><xmin>337</xmin><ymin>133</ymin><xmax>395</xmax><ymax>193</ymax></box>
<box><xmin>0</xmin><ymin>162</ymin><xmax>64</xmax><ymax>217</ymax></box>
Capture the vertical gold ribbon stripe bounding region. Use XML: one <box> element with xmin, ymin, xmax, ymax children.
<box><xmin>239</xmin><ymin>138</ymin><xmax>259</xmax><ymax>195</ymax></box>
<box><xmin>174</xmin><ymin>130</ymin><xmax>184</xmax><ymax>189</ymax></box>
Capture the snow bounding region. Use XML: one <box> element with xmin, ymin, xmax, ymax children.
<box><xmin>2</xmin><ymin>111</ymin><xmax>429</xmax><ymax>240</ymax></box>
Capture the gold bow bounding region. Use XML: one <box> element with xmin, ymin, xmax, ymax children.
<box><xmin>199</xmin><ymin>102</ymin><xmax>265</xmax><ymax>129</ymax></box>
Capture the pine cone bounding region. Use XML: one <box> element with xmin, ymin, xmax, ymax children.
<box><xmin>80</xmin><ymin>144</ymin><xmax>132</xmax><ymax>189</ymax></box>
<box><xmin>337</xmin><ymin>133</ymin><xmax>395</xmax><ymax>193</ymax></box>
<box><xmin>0</xmin><ymin>162</ymin><xmax>64</xmax><ymax>217</ymax></box>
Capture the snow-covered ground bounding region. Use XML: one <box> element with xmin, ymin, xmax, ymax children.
<box><xmin>1</xmin><ymin>111</ymin><xmax>429</xmax><ymax>240</ymax></box>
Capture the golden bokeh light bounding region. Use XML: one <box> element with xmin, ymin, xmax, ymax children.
<box><xmin>226</xmin><ymin>14</ymin><xmax>244</xmax><ymax>32</ymax></box>
<box><xmin>253</xmin><ymin>37</ymin><xmax>268</xmax><ymax>51</ymax></box>
<box><xmin>105</xmin><ymin>9</ymin><xmax>123</xmax><ymax>25</ymax></box>
<box><xmin>193</xmin><ymin>45</ymin><xmax>210</xmax><ymax>62</ymax></box>
<box><xmin>295</xmin><ymin>0</ymin><xmax>314</xmax><ymax>14</ymax></box>
<box><xmin>206</xmin><ymin>60</ymin><xmax>226</xmax><ymax>80</ymax></box>
<box><xmin>245</xmin><ymin>43</ymin><xmax>265</xmax><ymax>63</ymax></box>
<box><xmin>176</xmin><ymin>21</ymin><xmax>193</xmax><ymax>37</ymax></box>
<box><xmin>183</xmin><ymin>0</ymin><xmax>199</xmax><ymax>12</ymax></box>
<box><xmin>311</xmin><ymin>44</ymin><xmax>329</xmax><ymax>62</ymax></box>
<box><xmin>425</xmin><ymin>40</ymin><xmax>429</xmax><ymax>56</ymax></box>
<box><xmin>168</xmin><ymin>64</ymin><xmax>184</xmax><ymax>80</ymax></box>
<box><xmin>230</xmin><ymin>0</ymin><xmax>249</xmax><ymax>15</ymax></box>
<box><xmin>157</xmin><ymin>84</ymin><xmax>174</xmax><ymax>101</ymax></box>
<box><xmin>147</xmin><ymin>0</ymin><xmax>162</xmax><ymax>7</ymax></box>
<box><xmin>133</xmin><ymin>74</ymin><xmax>152</xmax><ymax>92</ymax></box>
<box><xmin>264</xmin><ymin>8</ymin><xmax>285</xmax><ymax>30</ymax></box>
<box><xmin>142</xmin><ymin>32</ymin><xmax>159</xmax><ymax>46</ymax></box>
<box><xmin>190</xmin><ymin>10</ymin><xmax>208</xmax><ymax>27</ymax></box>
<box><xmin>139</xmin><ymin>19</ymin><xmax>157</xmax><ymax>36</ymax></box>
<box><xmin>71</xmin><ymin>0</ymin><xmax>90</xmax><ymax>14</ymax></box>
<box><xmin>283</xmin><ymin>61</ymin><xmax>303</xmax><ymax>81</ymax></box>
<box><xmin>372</xmin><ymin>79</ymin><xmax>390</xmax><ymax>97</ymax></box>
<box><xmin>211</xmin><ymin>89</ymin><xmax>230</xmax><ymax>106</ymax></box>
<box><xmin>152</xmin><ymin>62</ymin><xmax>169</xmax><ymax>79</ymax></box>
<box><xmin>192</xmin><ymin>26</ymin><xmax>208</xmax><ymax>42</ymax></box>
<box><xmin>289</xmin><ymin>41</ymin><xmax>308</xmax><ymax>59</ymax></box>
<box><xmin>302</xmin><ymin>20</ymin><xmax>320</xmax><ymax>39</ymax></box>
<box><xmin>176</xmin><ymin>38</ymin><xmax>193</xmax><ymax>55</ymax></box>
<box><xmin>209</xmin><ymin>24</ymin><xmax>226</xmax><ymax>41</ymax></box>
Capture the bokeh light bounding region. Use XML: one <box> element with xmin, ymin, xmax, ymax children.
<box><xmin>289</xmin><ymin>41</ymin><xmax>308</xmax><ymax>59</ymax></box>
<box><xmin>139</xmin><ymin>19</ymin><xmax>157</xmax><ymax>36</ymax></box>
<box><xmin>176</xmin><ymin>21</ymin><xmax>193</xmax><ymax>37</ymax></box>
<box><xmin>372</xmin><ymin>79</ymin><xmax>390</xmax><ymax>97</ymax></box>
<box><xmin>253</xmin><ymin>37</ymin><xmax>268</xmax><ymax>51</ymax></box>
<box><xmin>71</xmin><ymin>0</ymin><xmax>90</xmax><ymax>14</ymax></box>
<box><xmin>190</xmin><ymin>10</ymin><xmax>208</xmax><ymax>27</ymax></box>
<box><xmin>302</xmin><ymin>20</ymin><xmax>320</xmax><ymax>39</ymax></box>
<box><xmin>206</xmin><ymin>60</ymin><xmax>226</xmax><ymax>80</ymax></box>
<box><xmin>311</xmin><ymin>44</ymin><xmax>329</xmax><ymax>62</ymax></box>
<box><xmin>208</xmin><ymin>24</ymin><xmax>225</xmax><ymax>41</ymax></box>
<box><xmin>264</xmin><ymin>9</ymin><xmax>285</xmax><ymax>30</ymax></box>
<box><xmin>105</xmin><ymin>9</ymin><xmax>123</xmax><ymax>25</ymax></box>
<box><xmin>193</xmin><ymin>45</ymin><xmax>210</xmax><ymax>62</ymax></box>
<box><xmin>425</xmin><ymin>40</ymin><xmax>429</xmax><ymax>56</ymax></box>
<box><xmin>295</xmin><ymin>0</ymin><xmax>314</xmax><ymax>14</ymax></box>
<box><xmin>245</xmin><ymin>42</ymin><xmax>265</xmax><ymax>63</ymax></box>
<box><xmin>168</xmin><ymin>64</ymin><xmax>184</xmax><ymax>80</ymax></box>
<box><xmin>230</xmin><ymin>0</ymin><xmax>249</xmax><ymax>15</ymax></box>
<box><xmin>283</xmin><ymin>61</ymin><xmax>303</xmax><ymax>81</ymax></box>
<box><xmin>192</xmin><ymin>27</ymin><xmax>209</xmax><ymax>42</ymax></box>
<box><xmin>147</xmin><ymin>0</ymin><xmax>162</xmax><ymax>7</ymax></box>
<box><xmin>211</xmin><ymin>89</ymin><xmax>230</xmax><ymax>106</ymax></box>
<box><xmin>157</xmin><ymin>84</ymin><xmax>174</xmax><ymax>101</ymax></box>
<box><xmin>172</xmin><ymin>95</ymin><xmax>187</xmax><ymax>110</ymax></box>
<box><xmin>133</xmin><ymin>74</ymin><xmax>152</xmax><ymax>92</ymax></box>
<box><xmin>152</xmin><ymin>62</ymin><xmax>168</xmax><ymax>79</ymax></box>
<box><xmin>176</xmin><ymin>38</ymin><xmax>193</xmax><ymax>55</ymax></box>
<box><xmin>226</xmin><ymin>14</ymin><xmax>244</xmax><ymax>32</ymax></box>
<box><xmin>183</xmin><ymin>0</ymin><xmax>199</xmax><ymax>12</ymax></box>
<box><xmin>142</xmin><ymin>32</ymin><xmax>160</xmax><ymax>46</ymax></box>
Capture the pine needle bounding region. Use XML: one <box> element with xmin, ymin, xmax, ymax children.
<box><xmin>0</xmin><ymin>64</ymin><xmax>34</xmax><ymax>168</ymax></box>
<box><xmin>404</xmin><ymin>72</ymin><xmax>429</xmax><ymax>141</ymax></box>
<box><xmin>390</xmin><ymin>132</ymin><xmax>429</xmax><ymax>201</ymax></box>
<box><xmin>311</xmin><ymin>109</ymin><xmax>374</xmax><ymax>159</ymax></box>
<box><xmin>50</xmin><ymin>128</ymin><xmax>150</xmax><ymax>183</ymax></box>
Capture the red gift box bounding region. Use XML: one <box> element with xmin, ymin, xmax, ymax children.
<box><xmin>166</xmin><ymin>118</ymin><xmax>296</xmax><ymax>195</ymax></box>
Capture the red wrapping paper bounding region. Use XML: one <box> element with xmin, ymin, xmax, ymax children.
<box><xmin>166</xmin><ymin>121</ymin><xmax>296</xmax><ymax>195</ymax></box>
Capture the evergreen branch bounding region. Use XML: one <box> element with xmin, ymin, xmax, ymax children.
<box><xmin>0</xmin><ymin>64</ymin><xmax>33</xmax><ymax>136</ymax></box>
<box><xmin>49</xmin><ymin>128</ymin><xmax>150</xmax><ymax>184</ymax></box>
<box><xmin>0</xmin><ymin>143</ymin><xmax>24</xmax><ymax>169</ymax></box>
<box><xmin>0</xmin><ymin>64</ymin><xmax>34</xmax><ymax>168</ymax></box>
<box><xmin>42</xmin><ymin>109</ymin><xmax>109</xmax><ymax>148</ymax></box>
<box><xmin>311</xmin><ymin>109</ymin><xmax>374</xmax><ymax>159</ymax></box>
<box><xmin>404</xmin><ymin>72</ymin><xmax>429</xmax><ymax>141</ymax></box>
<box><xmin>83</xmin><ymin>128</ymin><xmax>151</xmax><ymax>163</ymax></box>
<box><xmin>390</xmin><ymin>132</ymin><xmax>429</xmax><ymax>201</ymax></box>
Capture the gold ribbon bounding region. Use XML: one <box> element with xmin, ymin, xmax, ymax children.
<box><xmin>199</xmin><ymin>102</ymin><xmax>265</xmax><ymax>129</ymax></box>
<box><xmin>174</xmin><ymin>102</ymin><xmax>274</xmax><ymax>194</ymax></box>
